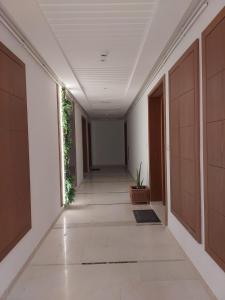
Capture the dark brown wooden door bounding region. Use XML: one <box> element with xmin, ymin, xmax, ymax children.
<box><xmin>0</xmin><ymin>42</ymin><xmax>31</xmax><ymax>261</ymax></box>
<box><xmin>88</xmin><ymin>122</ymin><xmax>92</xmax><ymax>169</ymax></box>
<box><xmin>149</xmin><ymin>96</ymin><xmax>165</xmax><ymax>202</ymax></box>
<box><xmin>169</xmin><ymin>40</ymin><xmax>201</xmax><ymax>242</ymax></box>
<box><xmin>124</xmin><ymin>122</ymin><xmax>128</xmax><ymax>166</ymax></box>
<box><xmin>82</xmin><ymin>116</ymin><xmax>88</xmax><ymax>174</ymax></box>
<box><xmin>202</xmin><ymin>7</ymin><xmax>225</xmax><ymax>271</ymax></box>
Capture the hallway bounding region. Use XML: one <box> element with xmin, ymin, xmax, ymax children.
<box><xmin>6</xmin><ymin>168</ymin><xmax>214</xmax><ymax>300</ymax></box>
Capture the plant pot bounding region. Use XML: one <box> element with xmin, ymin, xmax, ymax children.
<box><xmin>129</xmin><ymin>186</ymin><xmax>150</xmax><ymax>204</ymax></box>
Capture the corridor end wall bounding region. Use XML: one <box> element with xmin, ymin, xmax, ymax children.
<box><xmin>91</xmin><ymin>120</ymin><xmax>125</xmax><ymax>167</ymax></box>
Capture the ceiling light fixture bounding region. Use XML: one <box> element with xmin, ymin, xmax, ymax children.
<box><xmin>101</xmin><ymin>50</ymin><xmax>109</xmax><ymax>57</ymax></box>
<box><xmin>100</xmin><ymin>50</ymin><xmax>109</xmax><ymax>62</ymax></box>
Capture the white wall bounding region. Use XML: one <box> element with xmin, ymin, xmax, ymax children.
<box><xmin>74</xmin><ymin>103</ymin><xmax>88</xmax><ymax>186</ymax></box>
<box><xmin>91</xmin><ymin>120</ymin><xmax>125</xmax><ymax>166</ymax></box>
<box><xmin>0</xmin><ymin>24</ymin><xmax>63</xmax><ymax>297</ymax></box>
<box><xmin>126</xmin><ymin>1</ymin><xmax>225</xmax><ymax>300</ymax></box>
<box><xmin>127</xmin><ymin>99</ymin><xmax>149</xmax><ymax>185</ymax></box>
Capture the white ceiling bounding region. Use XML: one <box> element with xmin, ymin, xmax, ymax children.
<box><xmin>0</xmin><ymin>0</ymin><xmax>201</xmax><ymax>118</ymax></box>
<box><xmin>37</xmin><ymin>0</ymin><xmax>159</xmax><ymax>118</ymax></box>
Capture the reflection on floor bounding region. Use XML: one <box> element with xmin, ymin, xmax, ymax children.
<box><xmin>151</xmin><ymin>201</ymin><xmax>166</xmax><ymax>224</ymax></box>
<box><xmin>6</xmin><ymin>167</ymin><xmax>215</xmax><ymax>300</ymax></box>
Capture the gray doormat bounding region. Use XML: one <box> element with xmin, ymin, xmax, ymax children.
<box><xmin>133</xmin><ymin>209</ymin><xmax>161</xmax><ymax>223</ymax></box>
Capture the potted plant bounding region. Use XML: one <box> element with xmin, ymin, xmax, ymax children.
<box><xmin>130</xmin><ymin>162</ymin><xmax>150</xmax><ymax>204</ymax></box>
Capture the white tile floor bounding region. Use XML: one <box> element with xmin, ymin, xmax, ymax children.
<box><xmin>151</xmin><ymin>201</ymin><xmax>166</xmax><ymax>224</ymax></box>
<box><xmin>6</xmin><ymin>167</ymin><xmax>216</xmax><ymax>300</ymax></box>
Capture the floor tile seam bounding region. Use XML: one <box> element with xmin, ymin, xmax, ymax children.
<box><xmin>52</xmin><ymin>222</ymin><xmax>163</xmax><ymax>229</ymax></box>
<box><xmin>84</xmin><ymin>176</ymin><xmax>131</xmax><ymax>177</ymax></box>
<box><xmin>76</xmin><ymin>192</ymin><xmax>129</xmax><ymax>195</ymax></box>
<box><xmin>82</xmin><ymin>181</ymin><xmax>132</xmax><ymax>183</ymax></box>
<box><xmin>52</xmin><ymin>223</ymin><xmax>135</xmax><ymax>229</ymax></box>
<box><xmin>68</xmin><ymin>202</ymin><xmax>131</xmax><ymax>207</ymax></box>
<box><xmin>29</xmin><ymin>258</ymin><xmax>187</xmax><ymax>267</ymax></box>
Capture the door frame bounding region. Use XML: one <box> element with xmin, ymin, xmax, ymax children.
<box><xmin>148</xmin><ymin>76</ymin><xmax>168</xmax><ymax>225</ymax></box>
<box><xmin>88</xmin><ymin>122</ymin><xmax>92</xmax><ymax>169</ymax></box>
<box><xmin>124</xmin><ymin>121</ymin><xmax>128</xmax><ymax>166</ymax></box>
<box><xmin>82</xmin><ymin>116</ymin><xmax>89</xmax><ymax>174</ymax></box>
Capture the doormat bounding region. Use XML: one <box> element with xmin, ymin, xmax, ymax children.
<box><xmin>133</xmin><ymin>209</ymin><xmax>161</xmax><ymax>223</ymax></box>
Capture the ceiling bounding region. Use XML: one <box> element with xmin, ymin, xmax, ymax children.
<box><xmin>0</xmin><ymin>0</ymin><xmax>201</xmax><ymax>118</ymax></box>
<box><xmin>37</xmin><ymin>0</ymin><xmax>159</xmax><ymax>118</ymax></box>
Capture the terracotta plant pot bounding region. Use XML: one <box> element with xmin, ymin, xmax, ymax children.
<box><xmin>129</xmin><ymin>186</ymin><xmax>150</xmax><ymax>204</ymax></box>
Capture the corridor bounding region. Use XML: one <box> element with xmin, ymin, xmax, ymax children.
<box><xmin>6</xmin><ymin>168</ymin><xmax>214</xmax><ymax>300</ymax></box>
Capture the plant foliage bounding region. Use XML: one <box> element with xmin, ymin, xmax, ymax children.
<box><xmin>136</xmin><ymin>162</ymin><xmax>144</xmax><ymax>188</ymax></box>
<box><xmin>62</xmin><ymin>87</ymin><xmax>75</xmax><ymax>206</ymax></box>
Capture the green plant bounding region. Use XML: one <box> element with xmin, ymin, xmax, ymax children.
<box><xmin>62</xmin><ymin>87</ymin><xmax>75</xmax><ymax>206</ymax></box>
<box><xmin>136</xmin><ymin>162</ymin><xmax>144</xmax><ymax>188</ymax></box>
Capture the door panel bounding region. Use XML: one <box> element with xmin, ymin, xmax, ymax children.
<box><xmin>206</xmin><ymin>71</ymin><xmax>225</xmax><ymax>122</ymax></box>
<box><xmin>170</xmin><ymin>155</ymin><xmax>181</xmax><ymax>217</ymax></box>
<box><xmin>203</xmin><ymin>7</ymin><xmax>225</xmax><ymax>271</ymax></box>
<box><xmin>82</xmin><ymin>116</ymin><xmax>88</xmax><ymax>174</ymax></box>
<box><xmin>205</xmin><ymin>18</ymin><xmax>225</xmax><ymax>78</ymax></box>
<box><xmin>149</xmin><ymin>97</ymin><xmax>164</xmax><ymax>202</ymax></box>
<box><xmin>179</xmin><ymin>91</ymin><xmax>195</xmax><ymax>127</ymax></box>
<box><xmin>88</xmin><ymin>123</ymin><xmax>92</xmax><ymax>168</ymax></box>
<box><xmin>169</xmin><ymin>40</ymin><xmax>201</xmax><ymax>242</ymax></box>
<box><xmin>0</xmin><ymin>42</ymin><xmax>31</xmax><ymax>262</ymax></box>
<box><xmin>124</xmin><ymin>122</ymin><xmax>128</xmax><ymax>166</ymax></box>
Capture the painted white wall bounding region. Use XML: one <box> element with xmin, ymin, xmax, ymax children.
<box><xmin>126</xmin><ymin>1</ymin><xmax>225</xmax><ymax>300</ymax></box>
<box><xmin>91</xmin><ymin>120</ymin><xmax>125</xmax><ymax>166</ymax></box>
<box><xmin>74</xmin><ymin>103</ymin><xmax>88</xmax><ymax>186</ymax></box>
<box><xmin>0</xmin><ymin>24</ymin><xmax>62</xmax><ymax>298</ymax></box>
<box><xmin>127</xmin><ymin>98</ymin><xmax>149</xmax><ymax>184</ymax></box>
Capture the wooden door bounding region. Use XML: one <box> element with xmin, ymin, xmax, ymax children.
<box><xmin>124</xmin><ymin>122</ymin><xmax>128</xmax><ymax>166</ymax></box>
<box><xmin>149</xmin><ymin>96</ymin><xmax>165</xmax><ymax>202</ymax></box>
<box><xmin>88</xmin><ymin>122</ymin><xmax>92</xmax><ymax>169</ymax></box>
<box><xmin>82</xmin><ymin>116</ymin><xmax>88</xmax><ymax>174</ymax></box>
<box><xmin>0</xmin><ymin>42</ymin><xmax>31</xmax><ymax>261</ymax></box>
<box><xmin>202</xmin><ymin>7</ymin><xmax>225</xmax><ymax>271</ymax></box>
<box><xmin>169</xmin><ymin>40</ymin><xmax>201</xmax><ymax>242</ymax></box>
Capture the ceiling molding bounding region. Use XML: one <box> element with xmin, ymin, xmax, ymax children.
<box><xmin>0</xmin><ymin>4</ymin><xmax>63</xmax><ymax>86</ymax></box>
<box><xmin>124</xmin><ymin>1</ymin><xmax>158</xmax><ymax>97</ymax></box>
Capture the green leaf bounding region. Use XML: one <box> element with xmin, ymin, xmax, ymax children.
<box><xmin>135</xmin><ymin>162</ymin><xmax>144</xmax><ymax>188</ymax></box>
<box><xmin>62</xmin><ymin>88</ymin><xmax>76</xmax><ymax>206</ymax></box>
